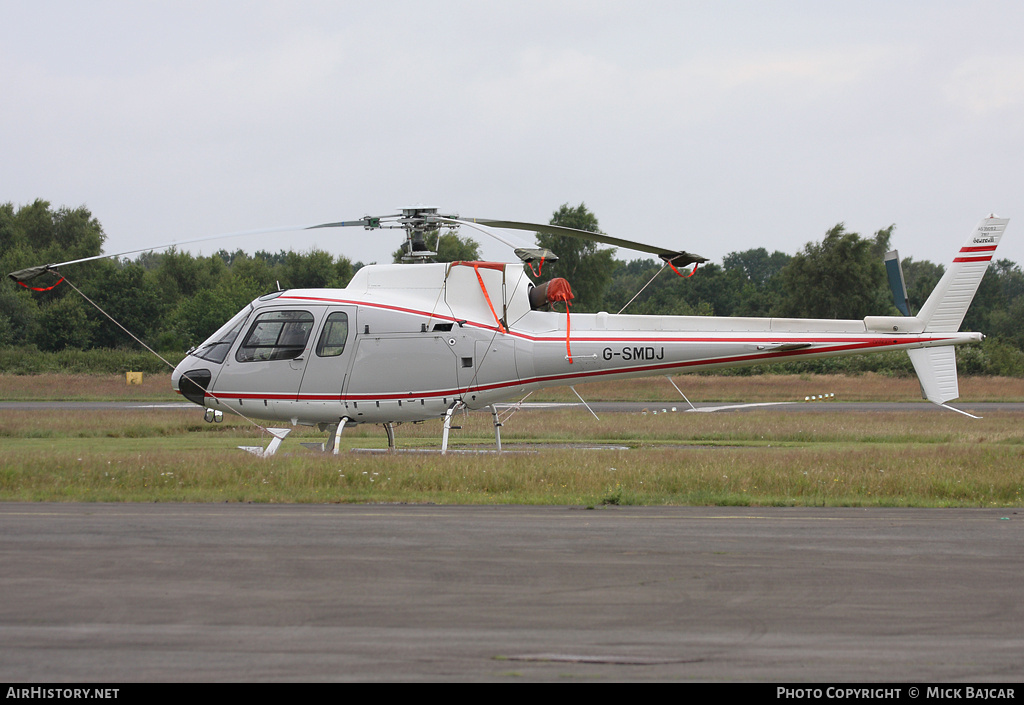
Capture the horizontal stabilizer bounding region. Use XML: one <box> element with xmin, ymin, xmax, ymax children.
<box><xmin>907</xmin><ymin>347</ymin><xmax>959</xmax><ymax>405</ymax></box>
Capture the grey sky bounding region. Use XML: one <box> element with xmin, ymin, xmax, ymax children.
<box><xmin>3</xmin><ymin>1</ymin><xmax>1023</xmax><ymax>271</ymax></box>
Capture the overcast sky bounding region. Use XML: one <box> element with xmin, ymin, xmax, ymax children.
<box><xmin>3</xmin><ymin>1</ymin><xmax>1023</xmax><ymax>271</ymax></box>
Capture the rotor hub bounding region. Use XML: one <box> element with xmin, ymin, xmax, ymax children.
<box><xmin>398</xmin><ymin>207</ymin><xmax>460</xmax><ymax>261</ymax></box>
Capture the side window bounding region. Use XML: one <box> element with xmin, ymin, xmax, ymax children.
<box><xmin>316</xmin><ymin>311</ymin><xmax>349</xmax><ymax>357</ymax></box>
<box><xmin>236</xmin><ymin>310</ymin><xmax>315</xmax><ymax>362</ymax></box>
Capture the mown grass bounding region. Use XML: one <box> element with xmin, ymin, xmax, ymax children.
<box><xmin>1</xmin><ymin>407</ymin><xmax>1021</xmax><ymax>507</ymax></box>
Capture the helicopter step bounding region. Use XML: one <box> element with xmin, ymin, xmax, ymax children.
<box><xmin>238</xmin><ymin>428</ymin><xmax>292</xmax><ymax>458</ymax></box>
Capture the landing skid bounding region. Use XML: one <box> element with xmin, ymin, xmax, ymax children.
<box><xmin>441</xmin><ymin>402</ymin><xmax>504</xmax><ymax>454</ymax></box>
<box><xmin>241</xmin><ymin>403</ymin><xmax>507</xmax><ymax>457</ymax></box>
<box><xmin>440</xmin><ymin>401</ymin><xmax>465</xmax><ymax>454</ymax></box>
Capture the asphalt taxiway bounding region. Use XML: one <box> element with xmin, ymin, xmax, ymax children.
<box><xmin>1</xmin><ymin>504</ymin><xmax>1021</xmax><ymax>682</ymax></box>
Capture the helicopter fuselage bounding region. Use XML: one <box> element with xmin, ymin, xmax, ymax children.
<box><xmin>171</xmin><ymin>259</ymin><xmax>980</xmax><ymax>426</ymax></box>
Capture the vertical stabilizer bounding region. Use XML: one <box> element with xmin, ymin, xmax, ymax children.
<box><xmin>917</xmin><ymin>216</ymin><xmax>1009</xmax><ymax>332</ymax></box>
<box><xmin>905</xmin><ymin>216</ymin><xmax>1008</xmax><ymax>416</ymax></box>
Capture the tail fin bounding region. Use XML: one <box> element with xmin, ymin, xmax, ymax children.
<box><xmin>917</xmin><ymin>215</ymin><xmax>1009</xmax><ymax>332</ymax></box>
<box><xmin>908</xmin><ymin>215</ymin><xmax>1009</xmax><ymax>415</ymax></box>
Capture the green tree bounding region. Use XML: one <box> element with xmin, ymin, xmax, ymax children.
<box><xmin>534</xmin><ymin>203</ymin><xmax>616</xmax><ymax>312</ymax></box>
<box><xmin>153</xmin><ymin>249</ymin><xmax>228</xmax><ymax>300</ymax></box>
<box><xmin>9</xmin><ymin>199</ymin><xmax>105</xmax><ymax>265</ymax></box>
<box><xmin>723</xmin><ymin>248</ymin><xmax>792</xmax><ymax>287</ymax></box>
<box><xmin>1</xmin><ymin>201</ymin><xmax>107</xmax><ymax>352</ymax></box>
<box><xmin>227</xmin><ymin>252</ymin><xmax>276</xmax><ymax>293</ymax></box>
<box><xmin>0</xmin><ymin>285</ymin><xmax>39</xmax><ymax>346</ymax></box>
<box><xmin>82</xmin><ymin>260</ymin><xmax>167</xmax><ymax>349</ymax></box>
<box><xmin>900</xmin><ymin>258</ymin><xmax>944</xmax><ymax>314</ymax></box>
<box><xmin>254</xmin><ymin>249</ymin><xmax>354</xmax><ymax>289</ymax></box>
<box><xmin>35</xmin><ymin>296</ymin><xmax>96</xmax><ymax>351</ymax></box>
<box><xmin>253</xmin><ymin>250</ymin><xmax>291</xmax><ymax>267</ymax></box>
<box><xmin>602</xmin><ymin>258</ymin><xmax>717</xmax><ymax>316</ymax></box>
<box><xmin>722</xmin><ymin>248</ymin><xmax>791</xmax><ymax>316</ymax></box>
<box><xmin>963</xmin><ymin>259</ymin><xmax>1024</xmax><ymax>349</ymax></box>
<box><xmin>434</xmin><ymin>231</ymin><xmax>480</xmax><ymax>263</ymax></box>
<box><xmin>167</xmin><ymin>286</ymin><xmax>242</xmax><ymax>348</ymax></box>
<box><xmin>774</xmin><ymin>224</ymin><xmax>893</xmax><ymax>319</ymax></box>
<box><xmin>280</xmin><ymin>250</ymin><xmax>343</xmax><ymax>289</ymax></box>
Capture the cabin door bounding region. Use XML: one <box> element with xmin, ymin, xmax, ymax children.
<box><xmin>298</xmin><ymin>307</ymin><xmax>358</xmax><ymax>400</ymax></box>
<box><xmin>210</xmin><ymin>307</ymin><xmax>319</xmax><ymax>409</ymax></box>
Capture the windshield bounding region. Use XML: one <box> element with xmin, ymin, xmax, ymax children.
<box><xmin>192</xmin><ymin>305</ymin><xmax>252</xmax><ymax>364</ymax></box>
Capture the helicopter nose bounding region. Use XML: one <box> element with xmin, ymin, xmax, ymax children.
<box><xmin>176</xmin><ymin>368</ymin><xmax>212</xmax><ymax>407</ymax></box>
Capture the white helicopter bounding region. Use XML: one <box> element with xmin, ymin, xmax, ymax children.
<box><xmin>9</xmin><ymin>207</ymin><xmax>1009</xmax><ymax>456</ymax></box>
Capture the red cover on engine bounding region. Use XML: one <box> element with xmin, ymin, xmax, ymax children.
<box><xmin>545</xmin><ymin>277</ymin><xmax>574</xmax><ymax>305</ymax></box>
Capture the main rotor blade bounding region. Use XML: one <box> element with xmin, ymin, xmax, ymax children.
<box><xmin>7</xmin><ymin>219</ymin><xmax>381</xmax><ymax>283</ymax></box>
<box><xmin>461</xmin><ymin>218</ymin><xmax>707</xmax><ymax>267</ymax></box>
<box><xmin>443</xmin><ymin>218</ymin><xmax>559</xmax><ymax>265</ymax></box>
<box><xmin>307</xmin><ymin>215</ymin><xmax>399</xmax><ymax>230</ymax></box>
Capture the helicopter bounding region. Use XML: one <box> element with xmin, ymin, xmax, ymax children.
<box><xmin>9</xmin><ymin>207</ymin><xmax>1009</xmax><ymax>456</ymax></box>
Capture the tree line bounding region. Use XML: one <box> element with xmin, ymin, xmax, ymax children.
<box><xmin>3</xmin><ymin>199</ymin><xmax>1023</xmax><ymax>376</ymax></box>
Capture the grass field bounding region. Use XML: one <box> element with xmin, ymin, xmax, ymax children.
<box><xmin>1</xmin><ymin>373</ymin><xmax>1022</xmax><ymax>507</ymax></box>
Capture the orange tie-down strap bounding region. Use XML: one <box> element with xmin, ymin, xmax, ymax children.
<box><xmin>668</xmin><ymin>261</ymin><xmax>699</xmax><ymax>278</ymax></box>
<box><xmin>472</xmin><ymin>263</ymin><xmax>506</xmax><ymax>334</ymax></box>
<box><xmin>545</xmin><ymin>278</ymin><xmax>575</xmax><ymax>363</ymax></box>
<box><xmin>17</xmin><ymin>276</ymin><xmax>64</xmax><ymax>291</ymax></box>
<box><xmin>450</xmin><ymin>261</ymin><xmax>509</xmax><ymax>334</ymax></box>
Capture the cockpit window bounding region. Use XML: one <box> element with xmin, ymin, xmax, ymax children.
<box><xmin>315</xmin><ymin>311</ymin><xmax>349</xmax><ymax>357</ymax></box>
<box><xmin>236</xmin><ymin>310</ymin><xmax>315</xmax><ymax>362</ymax></box>
<box><xmin>193</xmin><ymin>306</ymin><xmax>251</xmax><ymax>364</ymax></box>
